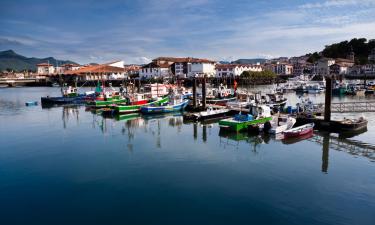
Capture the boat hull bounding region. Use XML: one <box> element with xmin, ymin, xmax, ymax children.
<box><xmin>87</xmin><ymin>98</ymin><xmax>127</xmax><ymax>108</ymax></box>
<box><xmin>114</xmin><ymin>97</ymin><xmax>169</xmax><ymax>114</ymax></box>
<box><xmin>206</xmin><ymin>97</ymin><xmax>237</xmax><ymax>106</ymax></box>
<box><xmin>219</xmin><ymin>116</ymin><xmax>272</xmax><ymax>132</ymax></box>
<box><xmin>140</xmin><ymin>100</ymin><xmax>189</xmax><ymax>114</ymax></box>
<box><xmin>284</xmin><ymin>127</ymin><xmax>313</xmax><ymax>138</ymax></box>
<box><xmin>41</xmin><ymin>96</ymin><xmax>86</xmax><ymax>105</ymax></box>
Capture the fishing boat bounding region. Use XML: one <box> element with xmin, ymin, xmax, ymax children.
<box><xmin>140</xmin><ymin>95</ymin><xmax>189</xmax><ymax>114</ymax></box>
<box><xmin>219</xmin><ymin>105</ymin><xmax>272</xmax><ymax>132</ymax></box>
<box><xmin>261</xmin><ymin>93</ymin><xmax>288</xmax><ymax>109</ymax></box>
<box><xmin>87</xmin><ymin>91</ymin><xmax>126</xmax><ymax>108</ymax></box>
<box><xmin>114</xmin><ymin>95</ymin><xmax>169</xmax><ymax>114</ymax></box>
<box><xmin>205</xmin><ymin>84</ymin><xmax>237</xmax><ymax>105</ymax></box>
<box><xmin>86</xmin><ymin>81</ymin><xmax>128</xmax><ymax>108</ymax></box>
<box><xmin>186</xmin><ymin>107</ymin><xmax>231</xmax><ymax>121</ymax></box>
<box><xmin>41</xmin><ymin>85</ymin><xmax>92</xmax><ymax>105</ymax></box>
<box><xmin>283</xmin><ymin>123</ymin><xmax>314</xmax><ymax>139</ymax></box>
<box><xmin>268</xmin><ymin>116</ymin><xmax>296</xmax><ymax>134</ymax></box>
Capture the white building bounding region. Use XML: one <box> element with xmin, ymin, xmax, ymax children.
<box><xmin>36</xmin><ymin>63</ymin><xmax>55</xmax><ymax>75</ymax></box>
<box><xmin>139</xmin><ymin>62</ymin><xmax>170</xmax><ymax>79</ymax></box>
<box><xmin>139</xmin><ymin>57</ymin><xmax>216</xmax><ymax>79</ymax></box>
<box><xmin>188</xmin><ymin>60</ymin><xmax>216</xmax><ymax>78</ymax></box>
<box><xmin>316</xmin><ymin>58</ymin><xmax>336</xmax><ymax>75</ymax></box>
<box><xmin>215</xmin><ymin>64</ymin><xmax>263</xmax><ymax>77</ymax></box>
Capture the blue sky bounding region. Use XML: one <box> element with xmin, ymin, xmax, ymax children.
<box><xmin>1</xmin><ymin>0</ymin><xmax>375</xmax><ymax>64</ymax></box>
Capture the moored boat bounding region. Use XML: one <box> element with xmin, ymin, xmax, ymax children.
<box><xmin>41</xmin><ymin>85</ymin><xmax>92</xmax><ymax>106</ymax></box>
<box><xmin>114</xmin><ymin>96</ymin><xmax>169</xmax><ymax>114</ymax></box>
<box><xmin>140</xmin><ymin>95</ymin><xmax>189</xmax><ymax>114</ymax></box>
<box><xmin>268</xmin><ymin>116</ymin><xmax>296</xmax><ymax>134</ymax></box>
<box><xmin>283</xmin><ymin>123</ymin><xmax>314</xmax><ymax>138</ymax></box>
<box><xmin>187</xmin><ymin>107</ymin><xmax>231</xmax><ymax>121</ymax></box>
<box><xmin>219</xmin><ymin>105</ymin><xmax>272</xmax><ymax>132</ymax></box>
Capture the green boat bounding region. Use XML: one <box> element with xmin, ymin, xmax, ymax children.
<box><xmin>114</xmin><ymin>96</ymin><xmax>169</xmax><ymax>114</ymax></box>
<box><xmin>219</xmin><ymin>105</ymin><xmax>272</xmax><ymax>132</ymax></box>
<box><xmin>87</xmin><ymin>95</ymin><xmax>127</xmax><ymax>108</ymax></box>
<box><xmin>115</xmin><ymin>113</ymin><xmax>140</xmax><ymax>121</ymax></box>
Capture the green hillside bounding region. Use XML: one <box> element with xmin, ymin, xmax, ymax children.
<box><xmin>0</xmin><ymin>50</ymin><xmax>77</xmax><ymax>72</ymax></box>
<box><xmin>307</xmin><ymin>38</ymin><xmax>375</xmax><ymax>64</ymax></box>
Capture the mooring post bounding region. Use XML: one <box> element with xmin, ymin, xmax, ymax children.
<box><xmin>322</xmin><ymin>134</ymin><xmax>330</xmax><ymax>173</ymax></box>
<box><xmin>193</xmin><ymin>123</ymin><xmax>197</xmax><ymax>140</ymax></box>
<box><xmin>193</xmin><ymin>77</ymin><xmax>197</xmax><ymax>109</ymax></box>
<box><xmin>202</xmin><ymin>125</ymin><xmax>207</xmax><ymax>142</ymax></box>
<box><xmin>324</xmin><ymin>76</ymin><xmax>332</xmax><ymax>122</ymax></box>
<box><xmin>202</xmin><ymin>75</ymin><xmax>207</xmax><ymax>110</ymax></box>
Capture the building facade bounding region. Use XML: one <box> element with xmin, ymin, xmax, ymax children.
<box><xmin>265</xmin><ymin>63</ymin><xmax>293</xmax><ymax>75</ymax></box>
<box><xmin>139</xmin><ymin>57</ymin><xmax>216</xmax><ymax>79</ymax></box>
<box><xmin>316</xmin><ymin>58</ymin><xmax>336</xmax><ymax>75</ymax></box>
<box><xmin>215</xmin><ymin>64</ymin><xmax>263</xmax><ymax>77</ymax></box>
<box><xmin>37</xmin><ymin>63</ymin><xmax>55</xmax><ymax>75</ymax></box>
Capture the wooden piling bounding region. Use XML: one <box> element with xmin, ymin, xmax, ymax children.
<box><xmin>324</xmin><ymin>76</ymin><xmax>332</xmax><ymax>122</ymax></box>
<box><xmin>193</xmin><ymin>77</ymin><xmax>197</xmax><ymax>109</ymax></box>
<box><xmin>202</xmin><ymin>75</ymin><xmax>207</xmax><ymax>110</ymax></box>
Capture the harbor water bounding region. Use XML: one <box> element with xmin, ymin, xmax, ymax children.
<box><xmin>0</xmin><ymin>87</ymin><xmax>374</xmax><ymax>225</ymax></box>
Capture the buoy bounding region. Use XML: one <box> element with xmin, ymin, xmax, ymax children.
<box><xmin>25</xmin><ymin>101</ymin><xmax>38</xmax><ymax>106</ymax></box>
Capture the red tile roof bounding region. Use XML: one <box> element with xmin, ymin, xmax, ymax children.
<box><xmin>154</xmin><ymin>57</ymin><xmax>215</xmax><ymax>64</ymax></box>
<box><xmin>64</xmin><ymin>65</ymin><xmax>125</xmax><ymax>75</ymax></box>
<box><xmin>36</xmin><ymin>63</ymin><xmax>52</xmax><ymax>66</ymax></box>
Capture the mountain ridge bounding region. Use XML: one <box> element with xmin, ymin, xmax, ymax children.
<box><xmin>0</xmin><ymin>50</ymin><xmax>77</xmax><ymax>72</ymax></box>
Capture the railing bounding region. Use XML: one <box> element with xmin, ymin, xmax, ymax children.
<box><xmin>312</xmin><ymin>101</ymin><xmax>375</xmax><ymax>113</ymax></box>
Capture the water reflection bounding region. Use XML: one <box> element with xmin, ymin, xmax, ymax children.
<box><xmin>62</xmin><ymin>106</ymin><xmax>80</xmax><ymax>129</ymax></box>
<box><xmin>47</xmin><ymin>105</ymin><xmax>375</xmax><ymax>168</ymax></box>
<box><xmin>219</xmin><ymin>129</ymin><xmax>268</xmax><ymax>153</ymax></box>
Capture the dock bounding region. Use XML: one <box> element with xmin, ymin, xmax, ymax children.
<box><xmin>312</xmin><ymin>101</ymin><xmax>375</xmax><ymax>113</ymax></box>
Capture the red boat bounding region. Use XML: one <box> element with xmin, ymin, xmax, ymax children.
<box><xmin>283</xmin><ymin>123</ymin><xmax>314</xmax><ymax>139</ymax></box>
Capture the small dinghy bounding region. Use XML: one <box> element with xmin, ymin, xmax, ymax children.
<box><xmin>25</xmin><ymin>101</ymin><xmax>38</xmax><ymax>106</ymax></box>
<box><xmin>283</xmin><ymin>123</ymin><xmax>314</xmax><ymax>138</ymax></box>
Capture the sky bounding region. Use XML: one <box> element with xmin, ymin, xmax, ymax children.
<box><xmin>1</xmin><ymin>0</ymin><xmax>375</xmax><ymax>64</ymax></box>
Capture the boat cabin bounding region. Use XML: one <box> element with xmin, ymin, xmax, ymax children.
<box><xmin>61</xmin><ymin>86</ymin><xmax>78</xmax><ymax>97</ymax></box>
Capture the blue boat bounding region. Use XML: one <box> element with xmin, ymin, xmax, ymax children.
<box><xmin>140</xmin><ymin>96</ymin><xmax>189</xmax><ymax>114</ymax></box>
<box><xmin>41</xmin><ymin>85</ymin><xmax>95</xmax><ymax>106</ymax></box>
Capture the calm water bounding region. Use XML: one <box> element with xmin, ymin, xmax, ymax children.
<box><xmin>0</xmin><ymin>87</ymin><xmax>374</xmax><ymax>225</ymax></box>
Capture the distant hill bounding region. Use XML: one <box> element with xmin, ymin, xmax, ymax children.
<box><xmin>232</xmin><ymin>58</ymin><xmax>267</xmax><ymax>64</ymax></box>
<box><xmin>307</xmin><ymin>38</ymin><xmax>375</xmax><ymax>64</ymax></box>
<box><xmin>0</xmin><ymin>50</ymin><xmax>77</xmax><ymax>72</ymax></box>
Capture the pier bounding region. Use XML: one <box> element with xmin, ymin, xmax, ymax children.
<box><xmin>0</xmin><ymin>77</ymin><xmax>48</xmax><ymax>87</ymax></box>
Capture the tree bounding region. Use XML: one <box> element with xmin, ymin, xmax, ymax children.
<box><xmin>240</xmin><ymin>70</ymin><xmax>276</xmax><ymax>82</ymax></box>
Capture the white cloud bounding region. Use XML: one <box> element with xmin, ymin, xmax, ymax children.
<box><xmin>300</xmin><ymin>0</ymin><xmax>375</xmax><ymax>9</ymax></box>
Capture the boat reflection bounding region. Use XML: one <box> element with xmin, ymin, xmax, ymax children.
<box><xmin>281</xmin><ymin>132</ymin><xmax>314</xmax><ymax>145</ymax></box>
<box><xmin>219</xmin><ymin>129</ymin><xmax>271</xmax><ymax>152</ymax></box>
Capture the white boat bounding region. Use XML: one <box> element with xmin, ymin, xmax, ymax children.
<box><xmin>269</xmin><ymin>116</ymin><xmax>296</xmax><ymax>134</ymax></box>
<box><xmin>192</xmin><ymin>107</ymin><xmax>230</xmax><ymax>121</ymax></box>
<box><xmin>306</xmin><ymin>84</ymin><xmax>324</xmax><ymax>94</ymax></box>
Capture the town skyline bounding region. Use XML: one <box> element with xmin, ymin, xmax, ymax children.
<box><xmin>1</xmin><ymin>0</ymin><xmax>375</xmax><ymax>64</ymax></box>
